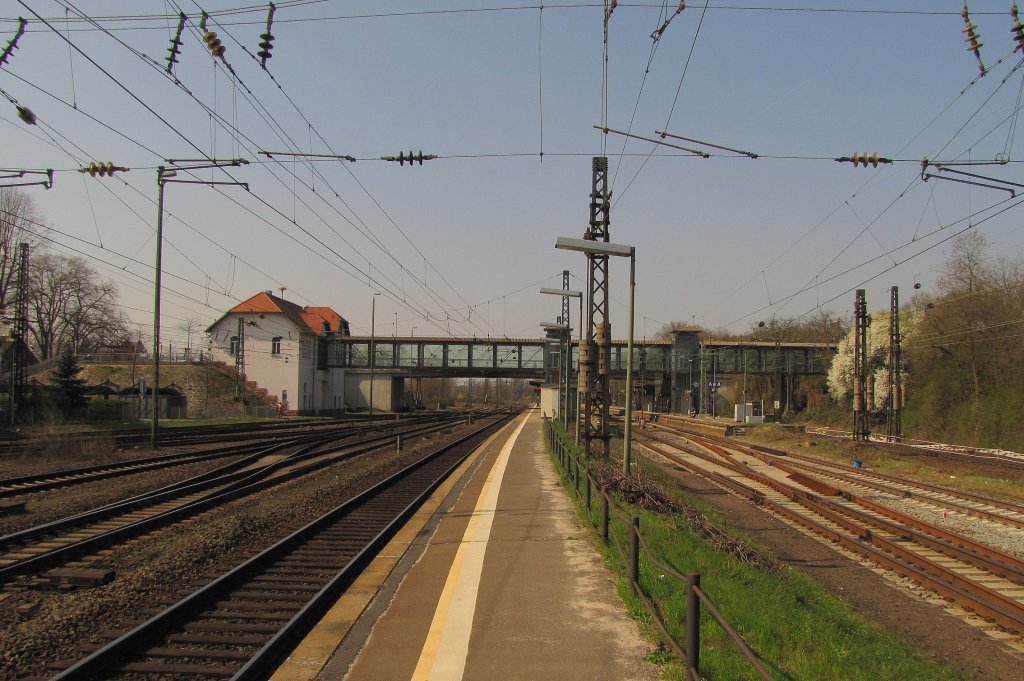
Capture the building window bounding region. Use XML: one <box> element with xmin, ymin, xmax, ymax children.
<box><xmin>229</xmin><ymin>336</ymin><xmax>239</xmax><ymax>356</ymax></box>
<box><xmin>271</xmin><ymin>337</ymin><xmax>282</xmax><ymax>355</ymax></box>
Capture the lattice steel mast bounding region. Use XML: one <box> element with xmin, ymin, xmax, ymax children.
<box><xmin>580</xmin><ymin>156</ymin><xmax>612</xmax><ymax>458</ymax></box>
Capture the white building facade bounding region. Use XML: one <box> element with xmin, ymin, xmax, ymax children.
<box><xmin>206</xmin><ymin>291</ymin><xmax>350</xmax><ymax>414</ymax></box>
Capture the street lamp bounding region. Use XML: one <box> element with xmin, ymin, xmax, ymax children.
<box><xmin>369</xmin><ymin>292</ymin><xmax>380</xmax><ymax>418</ymax></box>
<box><xmin>554</xmin><ymin>237</ymin><xmax>636</xmax><ymax>475</ymax></box>
<box><xmin>541</xmin><ymin>286</ymin><xmax>583</xmax><ymax>442</ymax></box>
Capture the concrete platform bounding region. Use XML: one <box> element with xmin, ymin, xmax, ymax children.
<box><xmin>272</xmin><ymin>408</ymin><xmax>660</xmax><ymax>681</ymax></box>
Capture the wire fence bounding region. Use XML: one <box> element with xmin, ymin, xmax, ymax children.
<box><xmin>543</xmin><ymin>417</ymin><xmax>775</xmax><ymax>681</ymax></box>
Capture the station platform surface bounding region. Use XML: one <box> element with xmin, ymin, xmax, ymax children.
<box><xmin>271</xmin><ymin>408</ymin><xmax>660</xmax><ymax>681</ymax></box>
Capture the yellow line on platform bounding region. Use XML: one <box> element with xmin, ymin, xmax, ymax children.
<box><xmin>269</xmin><ymin>417</ymin><xmax>518</xmax><ymax>681</ymax></box>
<box><xmin>410</xmin><ymin>411</ymin><xmax>530</xmax><ymax>681</ymax></box>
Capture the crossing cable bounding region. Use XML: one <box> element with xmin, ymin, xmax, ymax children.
<box><xmin>0</xmin><ymin>92</ymin><xmax>246</xmax><ymax>302</ymax></box>
<box><xmin>609</xmin><ymin>1</ymin><xmax>681</xmax><ymax>191</ymax></box>
<box><xmin>612</xmin><ymin>0</ymin><xmax>710</xmax><ymax>208</ymax></box>
<box><xmin>16</xmin><ymin>4</ymin><xmax>277</xmax><ymax>303</ymax></box>
<box><xmin>47</xmin><ymin>4</ymin><xmax>482</xmax><ymax>338</ymax></box>
<box><xmin>538</xmin><ymin>2</ymin><xmax>544</xmax><ymax>161</ymax></box>
<box><xmin>2</xmin><ymin>65</ymin><xmax>314</xmax><ymax>309</ymax></box>
<box><xmin>187</xmin><ymin>2</ymin><xmax>496</xmax><ymax>332</ymax></box>
<box><xmin>729</xmin><ymin>192</ymin><xmax>1024</xmax><ymax>331</ymax></box>
<box><xmin>773</xmin><ymin>60</ymin><xmax>1024</xmax><ymax>316</ymax></box>
<box><xmin>0</xmin><ymin>205</ymin><xmax>239</xmax><ymax>319</ymax></box>
<box><xmin>172</xmin><ymin>2</ymin><xmax>501</xmax><ymax>337</ymax></box>
<box><xmin>45</xmin><ymin>1</ymin><xmax>386</xmax><ymax>313</ymax></box>
<box><xmin>0</xmin><ymin>205</ymin><xmax>240</xmax><ymax>304</ymax></box>
<box><xmin>700</xmin><ymin>54</ymin><xmax>1024</xmax><ymax>326</ymax></box>
<box><xmin>13</xmin><ymin>4</ymin><xmax>1016</xmax><ymax>34</ymax></box>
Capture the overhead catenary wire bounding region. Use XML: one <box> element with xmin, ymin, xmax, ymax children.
<box><xmin>186</xmin><ymin>2</ymin><xmax>500</xmax><ymax>337</ymax></box>
<box><xmin>7</xmin><ymin>3</ymin><xmax>1018</xmax><ymax>35</ymax></box>
<box><xmin>698</xmin><ymin>50</ymin><xmax>1024</xmax><ymax>329</ymax></box>
<box><xmin>194</xmin><ymin>7</ymin><xmax>510</xmax><ymax>339</ymax></box>
<box><xmin>41</xmin><ymin>2</ymin><xmax>496</xmax><ymax>338</ymax></box>
<box><xmin>12</xmin><ymin>0</ymin><xmax>1024</xmax><ymax>342</ymax></box>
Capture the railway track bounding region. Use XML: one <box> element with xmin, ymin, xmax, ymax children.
<box><xmin>801</xmin><ymin>424</ymin><xmax>1024</xmax><ymax>468</ymax></box>
<box><xmin>635</xmin><ymin>424</ymin><xmax>1024</xmax><ymax>639</ymax></box>
<box><xmin>0</xmin><ymin>413</ymin><xmax>449</xmax><ymax>500</ymax></box>
<box><xmin>656</xmin><ymin>421</ymin><xmax>1024</xmax><ymax>532</ymax></box>
<box><xmin>0</xmin><ymin>416</ymin><xmax>467</xmax><ymax>584</ymax></box>
<box><xmin>0</xmin><ymin>414</ymin><xmax>394</xmax><ymax>457</ymax></box>
<box><xmin>46</xmin><ymin>410</ymin><xmax>515</xmax><ymax>680</ymax></box>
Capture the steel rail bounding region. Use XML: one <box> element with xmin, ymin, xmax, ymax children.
<box><xmin>656</xmin><ymin>421</ymin><xmax>1024</xmax><ymax>528</ymax></box>
<box><xmin>0</xmin><ymin>442</ymin><xmax>266</xmax><ymax>499</ymax></box>
<box><xmin>636</xmin><ymin>430</ymin><xmax>1024</xmax><ymax>634</ymax></box>
<box><xmin>0</xmin><ymin>431</ymin><xmax>338</xmax><ymax>552</ymax></box>
<box><xmin>672</xmin><ymin>431</ymin><xmax>1024</xmax><ymax>585</ymax></box>
<box><xmin>0</xmin><ymin>417</ymin><xmax>466</xmax><ymax>581</ymax></box>
<box><xmin>49</xmin><ymin>411</ymin><xmax>517</xmax><ymax>680</ymax></box>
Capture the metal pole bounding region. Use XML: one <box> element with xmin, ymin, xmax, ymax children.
<box><xmin>370</xmin><ymin>293</ymin><xmax>378</xmax><ymax>418</ymax></box>
<box><xmin>629</xmin><ymin>516</ymin><xmax>640</xmax><ymax>592</ymax></box>
<box><xmin>688</xmin><ymin>359</ymin><xmax>693</xmax><ymax>415</ymax></box>
<box><xmin>575</xmin><ymin>295</ymin><xmax>583</xmax><ymax>446</ymax></box>
<box><xmin>623</xmin><ymin>249</ymin><xmax>636</xmax><ymax>475</ymax></box>
<box><xmin>686</xmin><ymin>573</ymin><xmax>701</xmax><ymax>674</ymax></box>
<box><xmin>151</xmin><ymin>169</ymin><xmax>166</xmax><ymax>450</ymax></box>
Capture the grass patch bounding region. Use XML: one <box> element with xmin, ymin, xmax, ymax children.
<box><xmin>545</xmin><ymin>420</ymin><xmax>966</xmax><ymax>681</ymax></box>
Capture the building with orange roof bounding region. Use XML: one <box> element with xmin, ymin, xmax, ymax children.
<box><xmin>206</xmin><ymin>291</ymin><xmax>350</xmax><ymax>414</ymax></box>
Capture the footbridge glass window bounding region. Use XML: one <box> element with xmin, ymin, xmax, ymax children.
<box><xmin>423</xmin><ymin>344</ymin><xmax>444</xmax><ymax>367</ymax></box>
<box><xmin>521</xmin><ymin>345</ymin><xmax>543</xmax><ymax>369</ymax></box>
<box><xmin>446</xmin><ymin>345</ymin><xmax>468</xmax><ymax>368</ymax></box>
<box><xmin>497</xmin><ymin>345</ymin><xmax>520</xmax><ymax>368</ymax></box>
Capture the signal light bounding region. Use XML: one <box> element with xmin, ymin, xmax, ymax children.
<box><xmin>79</xmin><ymin>162</ymin><xmax>127</xmax><ymax>177</ymax></box>
<box><xmin>835</xmin><ymin>152</ymin><xmax>892</xmax><ymax>168</ymax></box>
<box><xmin>381</xmin><ymin>151</ymin><xmax>437</xmax><ymax>166</ymax></box>
<box><xmin>204</xmin><ymin>31</ymin><xmax>225</xmax><ymax>58</ymax></box>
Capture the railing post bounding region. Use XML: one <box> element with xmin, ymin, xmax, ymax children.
<box><xmin>601</xmin><ymin>489</ymin><xmax>609</xmax><ymax>542</ymax></box>
<box><xmin>585</xmin><ymin>473</ymin><xmax>592</xmax><ymax>513</ymax></box>
<box><xmin>574</xmin><ymin>460</ymin><xmax>580</xmax><ymax>494</ymax></box>
<box><xmin>396</xmin><ymin>434</ymin><xmax>402</xmax><ymax>451</ymax></box>
<box><xmin>686</xmin><ymin>573</ymin><xmax>701</xmax><ymax>676</ymax></box>
<box><xmin>629</xmin><ymin>516</ymin><xmax>640</xmax><ymax>592</ymax></box>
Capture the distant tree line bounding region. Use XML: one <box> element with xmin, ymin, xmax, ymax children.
<box><xmin>902</xmin><ymin>232</ymin><xmax>1024</xmax><ymax>448</ymax></box>
<box><xmin>0</xmin><ymin>188</ymin><xmax>132</xmax><ymax>362</ymax></box>
<box><xmin>825</xmin><ymin>231</ymin><xmax>1024</xmax><ymax>450</ymax></box>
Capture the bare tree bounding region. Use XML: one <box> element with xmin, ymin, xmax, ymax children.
<box><xmin>0</xmin><ymin>188</ymin><xmax>45</xmax><ymax>319</ymax></box>
<box><xmin>27</xmin><ymin>253</ymin><xmax>130</xmax><ymax>359</ymax></box>
<box><xmin>180</xmin><ymin>318</ymin><xmax>201</xmax><ymax>360</ymax></box>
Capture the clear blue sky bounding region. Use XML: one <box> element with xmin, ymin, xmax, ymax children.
<box><xmin>3</xmin><ymin>1</ymin><xmax>1024</xmax><ymax>349</ymax></box>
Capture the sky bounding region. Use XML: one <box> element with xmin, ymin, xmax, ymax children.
<box><xmin>3</xmin><ymin>1</ymin><xmax>1024</xmax><ymax>351</ymax></box>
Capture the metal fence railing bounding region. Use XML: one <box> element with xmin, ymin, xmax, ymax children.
<box><xmin>543</xmin><ymin>417</ymin><xmax>775</xmax><ymax>681</ymax></box>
